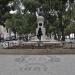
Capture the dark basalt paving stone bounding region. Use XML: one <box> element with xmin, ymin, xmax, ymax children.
<box><xmin>5</xmin><ymin>44</ymin><xmax>62</xmax><ymax>49</ymax></box>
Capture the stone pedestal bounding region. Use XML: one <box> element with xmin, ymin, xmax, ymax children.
<box><xmin>36</xmin><ymin>16</ymin><xmax>45</xmax><ymax>36</ymax></box>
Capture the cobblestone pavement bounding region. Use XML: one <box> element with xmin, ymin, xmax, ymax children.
<box><xmin>0</xmin><ymin>55</ymin><xmax>75</xmax><ymax>75</ymax></box>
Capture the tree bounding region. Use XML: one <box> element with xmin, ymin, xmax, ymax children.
<box><xmin>2</xmin><ymin>0</ymin><xmax>75</xmax><ymax>41</ymax></box>
<box><xmin>40</xmin><ymin>0</ymin><xmax>75</xmax><ymax>41</ymax></box>
<box><xmin>22</xmin><ymin>0</ymin><xmax>40</xmax><ymax>14</ymax></box>
<box><xmin>5</xmin><ymin>12</ymin><xmax>37</xmax><ymax>36</ymax></box>
<box><xmin>63</xmin><ymin>1</ymin><xmax>75</xmax><ymax>37</ymax></box>
<box><xmin>0</xmin><ymin>0</ymin><xmax>13</xmax><ymax>25</ymax></box>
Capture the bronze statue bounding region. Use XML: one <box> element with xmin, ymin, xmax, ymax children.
<box><xmin>37</xmin><ymin>28</ymin><xmax>43</xmax><ymax>41</ymax></box>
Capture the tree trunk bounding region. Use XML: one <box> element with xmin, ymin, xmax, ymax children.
<box><xmin>54</xmin><ymin>31</ymin><xmax>57</xmax><ymax>40</ymax></box>
<box><xmin>58</xmin><ymin>11</ymin><xmax>65</xmax><ymax>41</ymax></box>
<box><xmin>9</xmin><ymin>29</ymin><xmax>11</xmax><ymax>40</ymax></box>
<box><xmin>61</xmin><ymin>28</ymin><xmax>65</xmax><ymax>41</ymax></box>
<box><xmin>74</xmin><ymin>32</ymin><xmax>75</xmax><ymax>39</ymax></box>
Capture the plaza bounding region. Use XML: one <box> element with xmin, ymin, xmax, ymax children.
<box><xmin>0</xmin><ymin>1</ymin><xmax>75</xmax><ymax>75</ymax></box>
<box><xmin>0</xmin><ymin>55</ymin><xmax>75</xmax><ymax>75</ymax></box>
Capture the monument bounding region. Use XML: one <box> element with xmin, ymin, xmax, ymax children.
<box><xmin>31</xmin><ymin>15</ymin><xmax>61</xmax><ymax>46</ymax></box>
<box><xmin>36</xmin><ymin>16</ymin><xmax>45</xmax><ymax>38</ymax></box>
<box><xmin>36</xmin><ymin>16</ymin><xmax>45</xmax><ymax>35</ymax></box>
<box><xmin>31</xmin><ymin>16</ymin><xmax>50</xmax><ymax>42</ymax></box>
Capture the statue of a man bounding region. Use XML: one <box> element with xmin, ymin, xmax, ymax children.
<box><xmin>37</xmin><ymin>7</ymin><xmax>44</xmax><ymax>16</ymax></box>
<box><xmin>37</xmin><ymin>28</ymin><xmax>43</xmax><ymax>41</ymax></box>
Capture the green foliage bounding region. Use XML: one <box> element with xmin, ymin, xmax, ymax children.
<box><xmin>22</xmin><ymin>0</ymin><xmax>40</xmax><ymax>13</ymax></box>
<box><xmin>1</xmin><ymin>0</ymin><xmax>75</xmax><ymax>41</ymax></box>
<box><xmin>5</xmin><ymin>12</ymin><xmax>36</xmax><ymax>34</ymax></box>
<box><xmin>0</xmin><ymin>0</ymin><xmax>13</xmax><ymax>25</ymax></box>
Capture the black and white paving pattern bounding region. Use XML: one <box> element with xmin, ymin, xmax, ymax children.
<box><xmin>0</xmin><ymin>55</ymin><xmax>75</xmax><ymax>75</ymax></box>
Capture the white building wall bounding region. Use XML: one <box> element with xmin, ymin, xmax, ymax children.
<box><xmin>0</xmin><ymin>25</ymin><xmax>8</xmax><ymax>39</ymax></box>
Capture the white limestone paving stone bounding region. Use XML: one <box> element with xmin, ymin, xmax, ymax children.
<box><xmin>0</xmin><ymin>55</ymin><xmax>75</xmax><ymax>75</ymax></box>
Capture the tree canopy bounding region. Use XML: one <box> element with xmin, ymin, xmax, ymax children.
<box><xmin>0</xmin><ymin>0</ymin><xmax>13</xmax><ymax>25</ymax></box>
<box><xmin>0</xmin><ymin>0</ymin><xmax>75</xmax><ymax>40</ymax></box>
